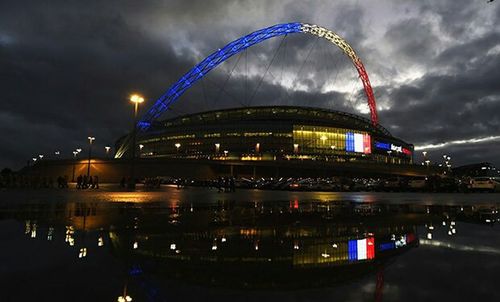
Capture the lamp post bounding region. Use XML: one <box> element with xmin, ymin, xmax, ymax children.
<box><xmin>330</xmin><ymin>145</ymin><xmax>336</xmax><ymax>161</ymax></box>
<box><xmin>87</xmin><ymin>137</ymin><xmax>95</xmax><ymax>178</ymax></box>
<box><xmin>139</xmin><ymin>144</ymin><xmax>144</xmax><ymax>158</ymax></box>
<box><xmin>105</xmin><ymin>146</ymin><xmax>111</xmax><ymax>157</ymax></box>
<box><xmin>215</xmin><ymin>143</ymin><xmax>220</xmax><ymax>154</ymax></box>
<box><xmin>117</xmin><ymin>283</ymin><xmax>133</xmax><ymax>302</ymax></box>
<box><xmin>72</xmin><ymin>150</ymin><xmax>78</xmax><ymax>182</ymax></box>
<box><xmin>129</xmin><ymin>94</ymin><xmax>144</xmax><ymax>189</ymax></box>
<box><xmin>175</xmin><ymin>143</ymin><xmax>181</xmax><ymax>154</ymax></box>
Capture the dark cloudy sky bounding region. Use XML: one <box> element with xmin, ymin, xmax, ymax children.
<box><xmin>1</xmin><ymin>0</ymin><xmax>499</xmax><ymax>169</ymax></box>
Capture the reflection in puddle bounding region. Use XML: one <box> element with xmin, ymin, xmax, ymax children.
<box><xmin>1</xmin><ymin>199</ymin><xmax>499</xmax><ymax>300</ymax></box>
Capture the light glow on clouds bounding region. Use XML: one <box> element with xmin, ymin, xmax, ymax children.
<box><xmin>415</xmin><ymin>135</ymin><xmax>500</xmax><ymax>150</ymax></box>
<box><xmin>420</xmin><ymin>239</ymin><xmax>500</xmax><ymax>255</ymax></box>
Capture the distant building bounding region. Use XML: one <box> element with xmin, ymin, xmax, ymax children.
<box><xmin>453</xmin><ymin>162</ymin><xmax>499</xmax><ymax>177</ymax></box>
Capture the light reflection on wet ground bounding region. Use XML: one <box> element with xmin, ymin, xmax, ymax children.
<box><xmin>0</xmin><ymin>189</ymin><xmax>499</xmax><ymax>301</ymax></box>
<box><xmin>1</xmin><ymin>184</ymin><xmax>500</xmax><ymax>204</ymax></box>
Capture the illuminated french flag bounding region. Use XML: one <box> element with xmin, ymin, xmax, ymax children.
<box><xmin>348</xmin><ymin>237</ymin><xmax>375</xmax><ymax>261</ymax></box>
<box><xmin>346</xmin><ymin>132</ymin><xmax>371</xmax><ymax>154</ymax></box>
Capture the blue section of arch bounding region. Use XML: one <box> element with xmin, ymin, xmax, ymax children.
<box><xmin>138</xmin><ymin>22</ymin><xmax>303</xmax><ymax>130</ymax></box>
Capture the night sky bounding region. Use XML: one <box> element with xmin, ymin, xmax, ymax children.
<box><xmin>1</xmin><ymin>0</ymin><xmax>499</xmax><ymax>170</ymax></box>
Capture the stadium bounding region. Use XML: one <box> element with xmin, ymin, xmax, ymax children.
<box><xmin>111</xmin><ymin>23</ymin><xmax>418</xmax><ymax>177</ymax></box>
<box><xmin>117</xmin><ymin>105</ymin><xmax>413</xmax><ymax>165</ymax></box>
<box><xmin>26</xmin><ymin>23</ymin><xmax>429</xmax><ymax>182</ymax></box>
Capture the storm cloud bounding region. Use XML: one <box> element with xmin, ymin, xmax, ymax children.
<box><xmin>0</xmin><ymin>0</ymin><xmax>499</xmax><ymax>169</ymax></box>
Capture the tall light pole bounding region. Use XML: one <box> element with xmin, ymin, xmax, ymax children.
<box><xmin>105</xmin><ymin>146</ymin><xmax>111</xmax><ymax>158</ymax></box>
<box><xmin>330</xmin><ymin>145</ymin><xmax>336</xmax><ymax>161</ymax></box>
<box><xmin>72</xmin><ymin>150</ymin><xmax>79</xmax><ymax>182</ymax></box>
<box><xmin>130</xmin><ymin>94</ymin><xmax>144</xmax><ymax>189</ymax></box>
<box><xmin>139</xmin><ymin>144</ymin><xmax>144</xmax><ymax>158</ymax></box>
<box><xmin>87</xmin><ymin>136</ymin><xmax>95</xmax><ymax>178</ymax></box>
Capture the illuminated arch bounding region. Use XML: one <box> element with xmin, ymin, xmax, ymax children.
<box><xmin>139</xmin><ymin>22</ymin><xmax>379</xmax><ymax>129</ymax></box>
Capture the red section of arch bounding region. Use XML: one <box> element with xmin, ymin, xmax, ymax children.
<box><xmin>354</xmin><ymin>60</ymin><xmax>378</xmax><ymax>125</ymax></box>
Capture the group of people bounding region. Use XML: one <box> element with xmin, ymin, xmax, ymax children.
<box><xmin>0</xmin><ymin>174</ymin><xmax>70</xmax><ymax>189</ymax></box>
<box><xmin>56</xmin><ymin>176</ymin><xmax>69</xmax><ymax>188</ymax></box>
<box><xmin>216</xmin><ymin>176</ymin><xmax>236</xmax><ymax>193</ymax></box>
<box><xmin>76</xmin><ymin>174</ymin><xmax>99</xmax><ymax>189</ymax></box>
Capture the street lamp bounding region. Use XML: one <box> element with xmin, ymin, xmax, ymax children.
<box><xmin>72</xmin><ymin>150</ymin><xmax>79</xmax><ymax>182</ymax></box>
<box><xmin>55</xmin><ymin>151</ymin><xmax>60</xmax><ymax>156</ymax></box>
<box><xmin>255</xmin><ymin>143</ymin><xmax>260</xmax><ymax>153</ymax></box>
<box><xmin>215</xmin><ymin>143</ymin><xmax>220</xmax><ymax>154</ymax></box>
<box><xmin>330</xmin><ymin>145</ymin><xmax>336</xmax><ymax>161</ymax></box>
<box><xmin>117</xmin><ymin>295</ymin><xmax>132</xmax><ymax>302</ymax></box>
<box><xmin>87</xmin><ymin>136</ymin><xmax>95</xmax><ymax>178</ymax></box>
<box><xmin>38</xmin><ymin>154</ymin><xmax>44</xmax><ymax>160</ymax></box>
<box><xmin>138</xmin><ymin>144</ymin><xmax>144</xmax><ymax>158</ymax></box>
<box><xmin>105</xmin><ymin>146</ymin><xmax>111</xmax><ymax>157</ymax></box>
<box><xmin>293</xmin><ymin>144</ymin><xmax>299</xmax><ymax>154</ymax></box>
<box><xmin>129</xmin><ymin>94</ymin><xmax>145</xmax><ymax>189</ymax></box>
<box><xmin>118</xmin><ymin>283</ymin><xmax>133</xmax><ymax>302</ymax></box>
<box><xmin>175</xmin><ymin>143</ymin><xmax>181</xmax><ymax>153</ymax></box>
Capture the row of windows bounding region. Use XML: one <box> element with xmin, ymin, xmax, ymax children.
<box><xmin>293</xmin><ymin>125</ymin><xmax>367</xmax><ymax>152</ymax></box>
<box><xmin>156</xmin><ymin>132</ymin><xmax>293</xmax><ymax>141</ymax></box>
<box><xmin>137</xmin><ymin>125</ymin><xmax>412</xmax><ymax>162</ymax></box>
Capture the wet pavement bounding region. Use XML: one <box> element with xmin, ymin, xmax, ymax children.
<box><xmin>1</xmin><ymin>186</ymin><xmax>499</xmax><ymax>301</ymax></box>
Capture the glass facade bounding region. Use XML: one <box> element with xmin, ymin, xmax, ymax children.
<box><xmin>293</xmin><ymin>125</ymin><xmax>372</xmax><ymax>155</ymax></box>
<box><xmin>126</xmin><ymin>106</ymin><xmax>413</xmax><ymax>164</ymax></box>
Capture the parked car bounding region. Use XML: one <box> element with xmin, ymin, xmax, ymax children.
<box><xmin>469</xmin><ymin>177</ymin><xmax>500</xmax><ymax>192</ymax></box>
<box><xmin>381</xmin><ymin>177</ymin><xmax>402</xmax><ymax>192</ymax></box>
<box><xmin>408</xmin><ymin>177</ymin><xmax>427</xmax><ymax>191</ymax></box>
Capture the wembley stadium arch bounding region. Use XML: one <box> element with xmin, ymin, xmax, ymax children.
<box><xmin>115</xmin><ymin>22</ymin><xmax>382</xmax><ymax>159</ymax></box>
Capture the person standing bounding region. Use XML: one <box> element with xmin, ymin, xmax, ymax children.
<box><xmin>83</xmin><ymin>175</ymin><xmax>88</xmax><ymax>189</ymax></box>
<box><xmin>94</xmin><ymin>175</ymin><xmax>99</xmax><ymax>189</ymax></box>
<box><xmin>88</xmin><ymin>175</ymin><xmax>94</xmax><ymax>189</ymax></box>
<box><xmin>77</xmin><ymin>175</ymin><xmax>82</xmax><ymax>189</ymax></box>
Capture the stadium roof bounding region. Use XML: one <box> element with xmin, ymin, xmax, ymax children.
<box><xmin>152</xmin><ymin>106</ymin><xmax>392</xmax><ymax>136</ymax></box>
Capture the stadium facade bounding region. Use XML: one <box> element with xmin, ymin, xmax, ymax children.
<box><xmin>116</xmin><ymin>106</ymin><xmax>413</xmax><ymax>165</ymax></box>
